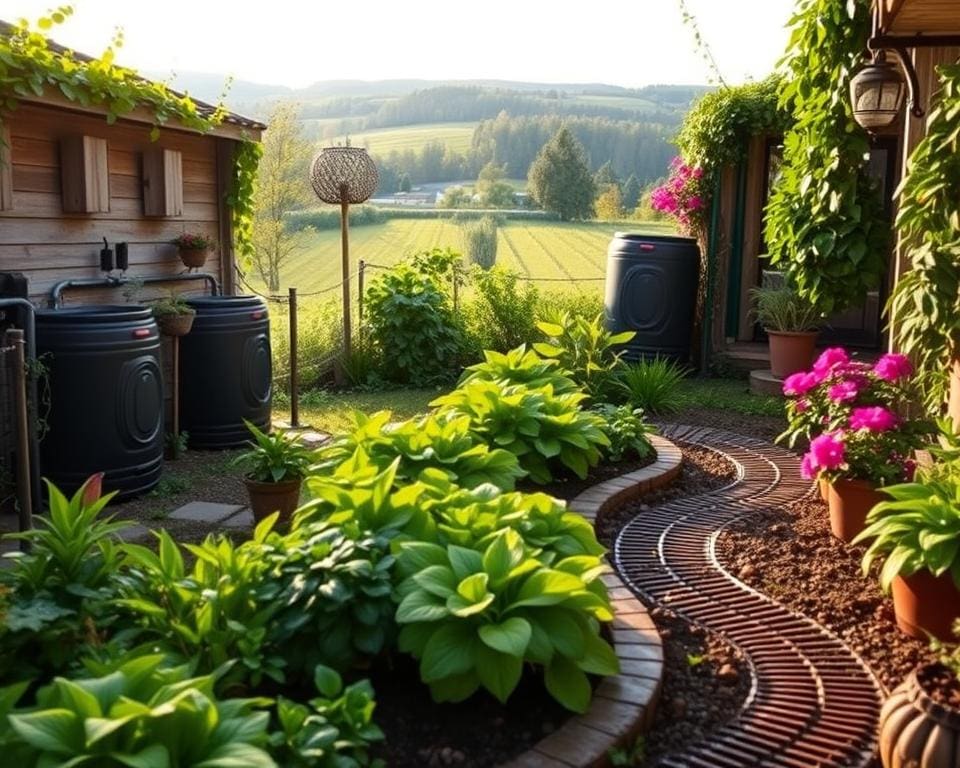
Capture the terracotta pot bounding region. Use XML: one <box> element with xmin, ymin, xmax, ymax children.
<box><xmin>818</xmin><ymin>477</ymin><xmax>829</xmax><ymax>502</ymax></box>
<box><xmin>950</xmin><ymin>356</ymin><xmax>960</xmax><ymax>433</ymax></box>
<box><xmin>244</xmin><ymin>476</ymin><xmax>302</xmax><ymax>525</ymax></box>
<box><xmin>179</xmin><ymin>247</ymin><xmax>209</xmax><ymax>269</ymax></box>
<box><xmin>879</xmin><ymin>663</ymin><xmax>960</xmax><ymax>767</ymax></box>
<box><xmin>826</xmin><ymin>478</ymin><xmax>885</xmax><ymax>542</ymax></box>
<box><xmin>155</xmin><ymin>311</ymin><xmax>195</xmax><ymax>337</ymax></box>
<box><xmin>892</xmin><ymin>570</ymin><xmax>960</xmax><ymax>641</ymax></box>
<box><xmin>766</xmin><ymin>330</ymin><xmax>819</xmax><ymax>379</ymax></box>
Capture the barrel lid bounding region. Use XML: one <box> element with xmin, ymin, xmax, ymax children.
<box><xmin>186</xmin><ymin>295</ymin><xmax>267</xmax><ymax>311</ymax></box>
<box><xmin>37</xmin><ymin>305</ymin><xmax>153</xmax><ymax>323</ymax></box>
<box><xmin>613</xmin><ymin>232</ymin><xmax>698</xmax><ymax>245</ymax></box>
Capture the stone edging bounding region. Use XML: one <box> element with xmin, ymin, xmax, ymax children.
<box><xmin>502</xmin><ymin>434</ymin><xmax>683</xmax><ymax>767</ymax></box>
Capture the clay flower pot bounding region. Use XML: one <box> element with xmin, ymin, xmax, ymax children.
<box><xmin>155</xmin><ymin>310</ymin><xmax>195</xmax><ymax>337</ymax></box>
<box><xmin>818</xmin><ymin>477</ymin><xmax>830</xmax><ymax>502</ymax></box>
<box><xmin>879</xmin><ymin>663</ymin><xmax>960</xmax><ymax>767</ymax></box>
<box><xmin>178</xmin><ymin>247</ymin><xmax>209</xmax><ymax>269</ymax></box>
<box><xmin>243</xmin><ymin>476</ymin><xmax>302</xmax><ymax>525</ymax></box>
<box><xmin>891</xmin><ymin>570</ymin><xmax>960</xmax><ymax>641</ymax></box>
<box><xmin>950</xmin><ymin>355</ymin><xmax>960</xmax><ymax>432</ymax></box>
<box><xmin>767</xmin><ymin>330</ymin><xmax>819</xmax><ymax>379</ymax></box>
<box><xmin>826</xmin><ymin>478</ymin><xmax>885</xmax><ymax>542</ymax></box>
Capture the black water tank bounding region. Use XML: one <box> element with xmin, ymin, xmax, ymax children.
<box><xmin>604</xmin><ymin>233</ymin><xmax>700</xmax><ymax>363</ymax></box>
<box><xmin>180</xmin><ymin>295</ymin><xmax>271</xmax><ymax>448</ymax></box>
<box><xmin>36</xmin><ymin>305</ymin><xmax>163</xmax><ymax>498</ymax></box>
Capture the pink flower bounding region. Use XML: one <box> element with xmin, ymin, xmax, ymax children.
<box><xmin>813</xmin><ymin>347</ymin><xmax>849</xmax><ymax>377</ymax></box>
<box><xmin>828</xmin><ymin>380</ymin><xmax>860</xmax><ymax>403</ymax></box>
<box><xmin>796</xmin><ymin>398</ymin><xmax>810</xmax><ymax>413</ymax></box>
<box><xmin>873</xmin><ymin>353</ymin><xmax>913</xmax><ymax>382</ymax></box>
<box><xmin>800</xmin><ymin>453</ymin><xmax>816</xmax><ymax>480</ymax></box>
<box><xmin>903</xmin><ymin>458</ymin><xmax>917</xmax><ymax>481</ymax></box>
<box><xmin>809</xmin><ymin>432</ymin><xmax>846</xmax><ymax>470</ymax></box>
<box><xmin>849</xmin><ymin>406</ymin><xmax>898</xmax><ymax>432</ymax></box>
<box><xmin>687</xmin><ymin>195</ymin><xmax>703</xmax><ymax>211</ymax></box>
<box><xmin>80</xmin><ymin>472</ymin><xmax>104</xmax><ymax>507</ymax></box>
<box><xmin>783</xmin><ymin>371</ymin><xmax>821</xmax><ymax>396</ymax></box>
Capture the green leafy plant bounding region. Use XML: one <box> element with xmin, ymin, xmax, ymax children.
<box><xmin>270</xmin><ymin>664</ymin><xmax>384</xmax><ymax>768</ymax></box>
<box><xmin>459</xmin><ymin>345</ymin><xmax>579</xmax><ymax>394</ymax></box>
<box><xmin>233</xmin><ymin>420</ymin><xmax>313</xmax><ymax>483</ymax></box>
<box><xmin>150</xmin><ymin>293</ymin><xmax>195</xmax><ymax>317</ymax></box>
<box><xmin>615</xmin><ymin>357</ymin><xmax>688</xmax><ymax>415</ymax></box>
<box><xmin>165</xmin><ymin>430</ymin><xmax>190</xmax><ymax>460</ymax></box>
<box><xmin>0</xmin><ymin>654</ymin><xmax>275</xmax><ymax>767</ymax></box>
<box><xmin>608</xmin><ymin>734</ymin><xmax>647</xmax><ymax>767</ymax></box>
<box><xmin>316</xmin><ymin>410</ymin><xmax>524</xmax><ymax>490</ymax></box>
<box><xmin>260</xmin><ymin>522</ymin><xmax>396</xmax><ymax>674</ymax></box>
<box><xmin>118</xmin><ymin>521</ymin><xmax>285</xmax><ymax>688</ymax></box>
<box><xmin>431</xmin><ymin>378</ymin><xmax>609</xmax><ymax>484</ymax></box>
<box><xmin>763</xmin><ymin>0</ymin><xmax>889</xmax><ymax>315</ymax></box>
<box><xmin>593</xmin><ymin>404</ymin><xmax>654</xmax><ymax>463</ymax></box>
<box><xmin>462</xmin><ymin>266</ymin><xmax>540</xmax><ymax>353</ymax></box>
<box><xmin>394</xmin><ymin>529</ymin><xmax>618</xmax><ymax>712</ymax></box>
<box><xmin>461</xmin><ymin>215</ymin><xmax>499</xmax><ymax>270</ymax></box>
<box><xmin>534</xmin><ymin>312</ymin><xmax>634</xmax><ymax>400</ymax></box>
<box><xmin>750</xmin><ymin>285</ymin><xmax>821</xmax><ymax>332</ymax></box>
<box><xmin>172</xmin><ymin>232</ymin><xmax>215</xmax><ymax>251</ymax></box>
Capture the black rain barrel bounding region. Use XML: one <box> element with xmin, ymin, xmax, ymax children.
<box><xmin>36</xmin><ymin>305</ymin><xmax>163</xmax><ymax>498</ymax></box>
<box><xmin>180</xmin><ymin>295</ymin><xmax>271</xmax><ymax>448</ymax></box>
<box><xmin>604</xmin><ymin>233</ymin><xmax>700</xmax><ymax>363</ymax></box>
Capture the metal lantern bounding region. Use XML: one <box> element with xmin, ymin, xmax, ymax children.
<box><xmin>850</xmin><ymin>52</ymin><xmax>906</xmax><ymax>131</ymax></box>
<box><xmin>309</xmin><ymin>147</ymin><xmax>379</xmax><ymax>358</ymax></box>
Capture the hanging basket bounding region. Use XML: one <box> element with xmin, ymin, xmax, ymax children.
<box><xmin>156</xmin><ymin>311</ymin><xmax>196</xmax><ymax>337</ymax></box>
<box><xmin>309</xmin><ymin>147</ymin><xmax>379</xmax><ymax>204</ymax></box>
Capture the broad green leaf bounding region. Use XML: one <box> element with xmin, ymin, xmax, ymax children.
<box><xmin>545</xmin><ymin>657</ymin><xmax>592</xmax><ymax>713</ymax></box>
<box><xmin>478</xmin><ymin>617</ymin><xmax>531</xmax><ymax>657</ymax></box>
<box><xmin>475</xmin><ymin>644</ymin><xmax>523</xmax><ymax>703</ymax></box>
<box><xmin>420</xmin><ymin>624</ymin><xmax>476</xmax><ymax>682</ymax></box>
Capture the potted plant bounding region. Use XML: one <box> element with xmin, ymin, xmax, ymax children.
<box><xmin>150</xmin><ymin>293</ymin><xmax>196</xmax><ymax>337</ymax></box>
<box><xmin>233</xmin><ymin>420</ymin><xmax>312</xmax><ymax>524</ymax></box>
<box><xmin>879</xmin><ymin>624</ymin><xmax>960</xmax><ymax>768</ymax></box>
<box><xmin>854</xmin><ymin>427</ymin><xmax>960</xmax><ymax>641</ymax></box>
<box><xmin>751</xmin><ymin>284</ymin><xmax>821</xmax><ymax>378</ymax></box>
<box><xmin>172</xmin><ymin>233</ymin><xmax>215</xmax><ymax>269</ymax></box>
<box><xmin>781</xmin><ymin>347</ymin><xmax>931</xmax><ymax>541</ymax></box>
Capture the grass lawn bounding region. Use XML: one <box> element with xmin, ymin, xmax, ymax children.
<box><xmin>677</xmin><ymin>378</ymin><xmax>784</xmax><ymax>418</ymax></box>
<box><xmin>333</xmin><ymin>122</ymin><xmax>478</xmax><ymax>155</ymax></box>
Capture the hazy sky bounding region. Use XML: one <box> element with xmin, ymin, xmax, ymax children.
<box><xmin>4</xmin><ymin>0</ymin><xmax>796</xmax><ymax>88</ymax></box>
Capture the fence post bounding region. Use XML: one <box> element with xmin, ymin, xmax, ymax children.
<box><xmin>289</xmin><ymin>287</ymin><xmax>299</xmax><ymax>429</ymax></box>
<box><xmin>7</xmin><ymin>329</ymin><xmax>32</xmax><ymax>542</ymax></box>
<box><xmin>358</xmin><ymin>259</ymin><xmax>365</xmax><ymax>333</ymax></box>
<box><xmin>452</xmin><ymin>262</ymin><xmax>459</xmax><ymax>313</ymax></box>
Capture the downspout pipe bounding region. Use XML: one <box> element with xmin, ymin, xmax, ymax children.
<box><xmin>48</xmin><ymin>272</ymin><xmax>221</xmax><ymax>308</ymax></box>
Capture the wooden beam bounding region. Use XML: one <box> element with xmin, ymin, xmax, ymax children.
<box><xmin>215</xmin><ymin>139</ymin><xmax>238</xmax><ymax>296</ymax></box>
<box><xmin>737</xmin><ymin>135</ymin><xmax>768</xmax><ymax>342</ymax></box>
<box><xmin>0</xmin><ymin>123</ymin><xmax>12</xmax><ymax>212</ymax></box>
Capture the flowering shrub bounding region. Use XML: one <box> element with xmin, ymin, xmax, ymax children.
<box><xmin>172</xmin><ymin>232</ymin><xmax>215</xmax><ymax>250</ymax></box>
<box><xmin>649</xmin><ymin>157</ymin><xmax>707</xmax><ymax>235</ymax></box>
<box><xmin>779</xmin><ymin>347</ymin><xmax>932</xmax><ymax>485</ymax></box>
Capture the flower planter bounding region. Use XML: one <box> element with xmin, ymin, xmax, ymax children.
<box><xmin>767</xmin><ymin>330</ymin><xmax>819</xmax><ymax>379</ymax></box>
<box><xmin>879</xmin><ymin>663</ymin><xmax>960</xmax><ymax>768</ymax></box>
<box><xmin>818</xmin><ymin>477</ymin><xmax>829</xmax><ymax>502</ymax></box>
<box><xmin>891</xmin><ymin>570</ymin><xmax>960</xmax><ymax>641</ymax></box>
<box><xmin>155</xmin><ymin>311</ymin><xmax>195</xmax><ymax>337</ymax></box>
<box><xmin>950</xmin><ymin>355</ymin><xmax>960</xmax><ymax>432</ymax></box>
<box><xmin>243</xmin><ymin>477</ymin><xmax>302</xmax><ymax>525</ymax></box>
<box><xmin>178</xmin><ymin>247</ymin><xmax>209</xmax><ymax>269</ymax></box>
<box><xmin>826</xmin><ymin>478</ymin><xmax>885</xmax><ymax>542</ymax></box>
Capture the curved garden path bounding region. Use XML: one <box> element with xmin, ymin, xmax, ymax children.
<box><xmin>615</xmin><ymin>425</ymin><xmax>884</xmax><ymax>768</ymax></box>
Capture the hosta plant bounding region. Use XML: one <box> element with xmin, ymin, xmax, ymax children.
<box><xmin>394</xmin><ymin>529</ymin><xmax>619</xmax><ymax>712</ymax></box>
<box><xmin>431</xmin><ymin>379</ymin><xmax>609</xmax><ymax>484</ymax></box>
<box><xmin>0</xmin><ymin>654</ymin><xmax>274</xmax><ymax>767</ymax></box>
<box><xmin>270</xmin><ymin>664</ymin><xmax>384</xmax><ymax>768</ymax></box>
<box><xmin>459</xmin><ymin>345</ymin><xmax>579</xmax><ymax>394</ymax></box>
<box><xmin>593</xmin><ymin>404</ymin><xmax>654</xmax><ymax>463</ymax></box>
<box><xmin>315</xmin><ymin>410</ymin><xmax>524</xmax><ymax>491</ymax></box>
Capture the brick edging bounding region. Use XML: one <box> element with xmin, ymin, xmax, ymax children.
<box><xmin>501</xmin><ymin>434</ymin><xmax>683</xmax><ymax>767</ymax></box>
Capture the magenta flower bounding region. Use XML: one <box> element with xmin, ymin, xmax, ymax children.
<box><xmin>809</xmin><ymin>432</ymin><xmax>846</xmax><ymax>470</ymax></box>
<box><xmin>796</xmin><ymin>398</ymin><xmax>810</xmax><ymax>413</ymax></box>
<box><xmin>813</xmin><ymin>347</ymin><xmax>849</xmax><ymax>376</ymax></box>
<box><xmin>873</xmin><ymin>353</ymin><xmax>913</xmax><ymax>382</ymax></box>
<box><xmin>687</xmin><ymin>195</ymin><xmax>703</xmax><ymax>211</ymax></box>
<box><xmin>828</xmin><ymin>380</ymin><xmax>860</xmax><ymax>404</ymax></box>
<box><xmin>849</xmin><ymin>406</ymin><xmax>898</xmax><ymax>432</ymax></box>
<box><xmin>783</xmin><ymin>371</ymin><xmax>821</xmax><ymax>397</ymax></box>
<box><xmin>800</xmin><ymin>453</ymin><xmax>816</xmax><ymax>480</ymax></box>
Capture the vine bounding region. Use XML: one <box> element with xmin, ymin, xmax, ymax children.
<box><xmin>227</xmin><ymin>139</ymin><xmax>262</xmax><ymax>271</ymax></box>
<box><xmin>763</xmin><ymin>0</ymin><xmax>889</xmax><ymax>316</ymax></box>
<box><xmin>675</xmin><ymin>0</ymin><xmax>727</xmax><ymax>87</ymax></box>
<box><xmin>889</xmin><ymin>63</ymin><xmax>960</xmax><ymax>396</ymax></box>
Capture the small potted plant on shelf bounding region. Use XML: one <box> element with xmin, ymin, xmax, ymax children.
<box><xmin>233</xmin><ymin>420</ymin><xmax>312</xmax><ymax>524</ymax></box>
<box><xmin>780</xmin><ymin>347</ymin><xmax>932</xmax><ymax>540</ymax></box>
<box><xmin>150</xmin><ymin>293</ymin><xmax>196</xmax><ymax>337</ymax></box>
<box><xmin>854</xmin><ymin>424</ymin><xmax>960</xmax><ymax>641</ymax></box>
<box><xmin>751</xmin><ymin>283</ymin><xmax>821</xmax><ymax>378</ymax></box>
<box><xmin>879</xmin><ymin>621</ymin><xmax>960</xmax><ymax>767</ymax></box>
<box><xmin>172</xmin><ymin>232</ymin><xmax>215</xmax><ymax>269</ymax></box>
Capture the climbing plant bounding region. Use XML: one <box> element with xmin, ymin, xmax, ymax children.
<box><xmin>227</xmin><ymin>139</ymin><xmax>263</xmax><ymax>270</ymax></box>
<box><xmin>889</xmin><ymin>63</ymin><xmax>960</xmax><ymax>396</ymax></box>
<box><xmin>763</xmin><ymin>0</ymin><xmax>890</xmax><ymax>316</ymax></box>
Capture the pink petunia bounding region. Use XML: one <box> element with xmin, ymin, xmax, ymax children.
<box><xmin>796</xmin><ymin>398</ymin><xmax>810</xmax><ymax>413</ymax></box>
<box><xmin>783</xmin><ymin>371</ymin><xmax>821</xmax><ymax>397</ymax></box>
<box><xmin>800</xmin><ymin>453</ymin><xmax>816</xmax><ymax>480</ymax></box>
<box><xmin>687</xmin><ymin>195</ymin><xmax>703</xmax><ymax>211</ymax></box>
<box><xmin>813</xmin><ymin>347</ymin><xmax>849</xmax><ymax>377</ymax></box>
<box><xmin>849</xmin><ymin>406</ymin><xmax>898</xmax><ymax>432</ymax></box>
<box><xmin>873</xmin><ymin>353</ymin><xmax>913</xmax><ymax>382</ymax></box>
<box><xmin>828</xmin><ymin>380</ymin><xmax>860</xmax><ymax>404</ymax></box>
<box><xmin>809</xmin><ymin>432</ymin><xmax>846</xmax><ymax>470</ymax></box>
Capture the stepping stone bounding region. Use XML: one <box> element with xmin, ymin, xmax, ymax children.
<box><xmin>221</xmin><ymin>507</ymin><xmax>255</xmax><ymax>529</ymax></box>
<box><xmin>168</xmin><ymin>501</ymin><xmax>244</xmax><ymax>524</ymax></box>
<box><xmin>118</xmin><ymin>523</ymin><xmax>151</xmax><ymax>542</ymax></box>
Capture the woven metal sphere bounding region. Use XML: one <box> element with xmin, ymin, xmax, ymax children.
<box><xmin>309</xmin><ymin>147</ymin><xmax>379</xmax><ymax>204</ymax></box>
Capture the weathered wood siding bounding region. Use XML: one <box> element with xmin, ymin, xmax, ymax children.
<box><xmin>0</xmin><ymin>102</ymin><xmax>230</xmax><ymax>305</ymax></box>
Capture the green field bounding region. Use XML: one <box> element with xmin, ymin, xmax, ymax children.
<box><xmin>329</xmin><ymin>122</ymin><xmax>478</xmax><ymax>155</ymax></box>
<box><xmin>253</xmin><ymin>218</ymin><xmax>676</xmax><ymax>294</ymax></box>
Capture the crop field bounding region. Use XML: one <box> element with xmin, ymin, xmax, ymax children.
<box><xmin>249</xmin><ymin>218</ymin><xmax>676</xmax><ymax>295</ymax></box>
<box><xmin>331</xmin><ymin>122</ymin><xmax>478</xmax><ymax>155</ymax></box>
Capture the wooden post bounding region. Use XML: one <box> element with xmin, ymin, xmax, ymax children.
<box><xmin>358</xmin><ymin>259</ymin><xmax>365</xmax><ymax>332</ymax></box>
<box><xmin>171</xmin><ymin>335</ymin><xmax>180</xmax><ymax>452</ymax></box>
<box><xmin>452</xmin><ymin>262</ymin><xmax>459</xmax><ymax>313</ymax></box>
<box><xmin>340</xmin><ymin>197</ymin><xmax>352</xmax><ymax>359</ymax></box>
<box><xmin>289</xmin><ymin>287</ymin><xmax>299</xmax><ymax>428</ymax></box>
<box><xmin>8</xmin><ymin>329</ymin><xmax>32</xmax><ymax>541</ymax></box>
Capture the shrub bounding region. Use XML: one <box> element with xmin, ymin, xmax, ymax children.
<box><xmin>462</xmin><ymin>266</ymin><xmax>540</xmax><ymax>353</ymax></box>
<box><xmin>271</xmin><ymin>298</ymin><xmax>342</xmax><ymax>390</ymax></box>
<box><xmin>593</xmin><ymin>404</ymin><xmax>655</xmax><ymax>462</ymax></box>
<box><xmin>459</xmin><ymin>345</ymin><xmax>578</xmax><ymax>394</ymax></box>
<box><xmin>394</xmin><ymin>529</ymin><xmax>618</xmax><ymax>712</ymax></box>
<box><xmin>537</xmin><ymin>290</ymin><xmax>604</xmax><ymax>324</ymax></box>
<box><xmin>285</xmin><ymin>204</ymin><xmax>387</xmax><ymax>233</ymax></box>
<box><xmin>364</xmin><ymin>249</ymin><xmax>464</xmax><ymax>385</ymax></box>
<box><xmin>750</xmin><ymin>285</ymin><xmax>821</xmax><ymax>332</ymax></box>
<box><xmin>616</xmin><ymin>357</ymin><xmax>688</xmax><ymax>415</ymax></box>
<box><xmin>461</xmin><ymin>215</ymin><xmax>499</xmax><ymax>270</ymax></box>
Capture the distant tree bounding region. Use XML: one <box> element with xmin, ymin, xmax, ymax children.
<box><xmin>398</xmin><ymin>173</ymin><xmax>412</xmax><ymax>193</ymax></box>
<box><xmin>462</xmin><ymin>215</ymin><xmax>499</xmax><ymax>269</ymax></box>
<box><xmin>439</xmin><ymin>185</ymin><xmax>471</xmax><ymax>208</ymax></box>
<box><xmin>622</xmin><ymin>174</ymin><xmax>641</xmax><ymax>210</ymax></box>
<box><xmin>527</xmin><ymin>126</ymin><xmax>596</xmax><ymax>221</ymax></box>
<box><xmin>251</xmin><ymin>102</ymin><xmax>312</xmax><ymax>293</ymax></box>
<box><xmin>477</xmin><ymin>161</ymin><xmax>508</xmax><ymax>189</ymax></box>
<box><xmin>481</xmin><ymin>181</ymin><xmax>516</xmax><ymax>209</ymax></box>
<box><xmin>595</xmin><ymin>184</ymin><xmax>624</xmax><ymax>221</ymax></box>
<box><xmin>634</xmin><ymin>183</ymin><xmax>667</xmax><ymax>222</ymax></box>
<box><xmin>593</xmin><ymin>160</ymin><xmax>619</xmax><ymax>190</ymax></box>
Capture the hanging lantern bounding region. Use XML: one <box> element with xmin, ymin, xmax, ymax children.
<box><xmin>850</xmin><ymin>52</ymin><xmax>906</xmax><ymax>131</ymax></box>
